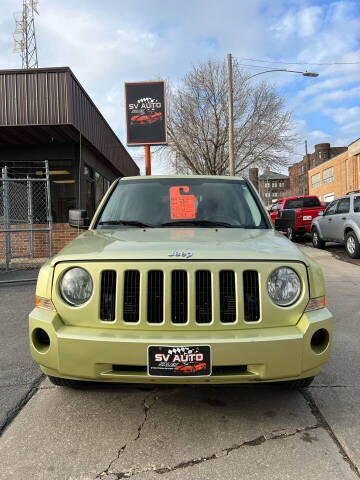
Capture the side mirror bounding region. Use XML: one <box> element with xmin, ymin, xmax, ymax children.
<box><xmin>69</xmin><ymin>209</ymin><xmax>89</xmax><ymax>229</ymax></box>
<box><xmin>318</xmin><ymin>211</ymin><xmax>324</xmax><ymax>217</ymax></box>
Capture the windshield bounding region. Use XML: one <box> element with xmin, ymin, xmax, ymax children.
<box><xmin>95</xmin><ymin>178</ymin><xmax>268</xmax><ymax>229</ymax></box>
<box><xmin>284</xmin><ymin>197</ymin><xmax>320</xmax><ymax>209</ymax></box>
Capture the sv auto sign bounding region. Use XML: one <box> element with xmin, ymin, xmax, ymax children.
<box><xmin>125</xmin><ymin>81</ymin><xmax>167</xmax><ymax>146</ymax></box>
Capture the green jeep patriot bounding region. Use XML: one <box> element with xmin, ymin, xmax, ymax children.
<box><xmin>29</xmin><ymin>176</ymin><xmax>332</xmax><ymax>388</ymax></box>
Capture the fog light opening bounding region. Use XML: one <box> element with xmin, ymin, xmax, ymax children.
<box><xmin>32</xmin><ymin>328</ymin><xmax>50</xmax><ymax>353</ymax></box>
<box><xmin>311</xmin><ymin>328</ymin><xmax>329</xmax><ymax>355</ymax></box>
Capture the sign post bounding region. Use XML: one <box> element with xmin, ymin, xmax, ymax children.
<box><xmin>125</xmin><ymin>81</ymin><xmax>167</xmax><ymax>175</ymax></box>
<box><xmin>144</xmin><ymin>144</ymin><xmax>151</xmax><ymax>176</ymax></box>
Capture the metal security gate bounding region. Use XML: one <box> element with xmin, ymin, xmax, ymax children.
<box><xmin>0</xmin><ymin>161</ymin><xmax>52</xmax><ymax>284</ymax></box>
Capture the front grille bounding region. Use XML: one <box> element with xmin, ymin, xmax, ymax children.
<box><xmin>119</xmin><ymin>267</ymin><xmax>261</xmax><ymax>326</ymax></box>
<box><xmin>196</xmin><ymin>270</ymin><xmax>212</xmax><ymax>324</ymax></box>
<box><xmin>123</xmin><ymin>270</ymin><xmax>140</xmax><ymax>322</ymax></box>
<box><xmin>243</xmin><ymin>270</ymin><xmax>260</xmax><ymax>322</ymax></box>
<box><xmin>220</xmin><ymin>270</ymin><xmax>236</xmax><ymax>323</ymax></box>
<box><xmin>100</xmin><ymin>270</ymin><xmax>116</xmax><ymax>321</ymax></box>
<box><xmin>147</xmin><ymin>270</ymin><xmax>164</xmax><ymax>323</ymax></box>
<box><xmin>172</xmin><ymin>270</ymin><xmax>188</xmax><ymax>324</ymax></box>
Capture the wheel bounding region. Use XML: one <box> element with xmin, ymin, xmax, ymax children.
<box><xmin>48</xmin><ymin>375</ymin><xmax>88</xmax><ymax>389</ymax></box>
<box><xmin>345</xmin><ymin>231</ymin><xmax>360</xmax><ymax>258</ymax></box>
<box><xmin>312</xmin><ymin>228</ymin><xmax>325</xmax><ymax>249</ymax></box>
<box><xmin>277</xmin><ymin>376</ymin><xmax>314</xmax><ymax>390</ymax></box>
<box><xmin>287</xmin><ymin>227</ymin><xmax>298</xmax><ymax>242</ymax></box>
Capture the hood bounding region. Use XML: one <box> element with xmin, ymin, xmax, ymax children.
<box><xmin>51</xmin><ymin>227</ymin><xmax>309</xmax><ymax>266</ymax></box>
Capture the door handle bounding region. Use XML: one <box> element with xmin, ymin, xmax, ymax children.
<box><xmin>341</xmin><ymin>217</ymin><xmax>346</xmax><ymax>220</ymax></box>
<box><xmin>328</xmin><ymin>218</ymin><xmax>332</xmax><ymax>222</ymax></box>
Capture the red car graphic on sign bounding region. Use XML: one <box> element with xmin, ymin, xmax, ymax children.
<box><xmin>174</xmin><ymin>362</ymin><xmax>207</xmax><ymax>374</ymax></box>
<box><xmin>130</xmin><ymin>111</ymin><xmax>162</xmax><ymax>125</ymax></box>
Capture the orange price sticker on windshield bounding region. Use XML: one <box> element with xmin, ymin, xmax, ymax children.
<box><xmin>169</xmin><ymin>186</ymin><xmax>196</xmax><ymax>220</ymax></box>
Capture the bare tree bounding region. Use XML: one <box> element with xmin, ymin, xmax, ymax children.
<box><xmin>165</xmin><ymin>59</ymin><xmax>297</xmax><ymax>175</ymax></box>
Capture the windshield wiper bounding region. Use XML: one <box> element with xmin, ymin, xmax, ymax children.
<box><xmin>98</xmin><ymin>220</ymin><xmax>154</xmax><ymax>228</ymax></box>
<box><xmin>160</xmin><ymin>219</ymin><xmax>234</xmax><ymax>228</ymax></box>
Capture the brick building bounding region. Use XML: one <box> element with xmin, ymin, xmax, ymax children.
<box><xmin>288</xmin><ymin>143</ymin><xmax>347</xmax><ymax>196</ymax></box>
<box><xmin>308</xmin><ymin>138</ymin><xmax>360</xmax><ymax>202</ymax></box>
<box><xmin>249</xmin><ymin>168</ymin><xmax>289</xmax><ymax>205</ymax></box>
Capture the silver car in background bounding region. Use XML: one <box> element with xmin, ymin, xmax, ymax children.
<box><xmin>311</xmin><ymin>192</ymin><xmax>360</xmax><ymax>258</ymax></box>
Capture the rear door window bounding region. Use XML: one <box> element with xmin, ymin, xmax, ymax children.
<box><xmin>336</xmin><ymin>198</ymin><xmax>350</xmax><ymax>214</ymax></box>
<box><xmin>354</xmin><ymin>196</ymin><xmax>360</xmax><ymax>213</ymax></box>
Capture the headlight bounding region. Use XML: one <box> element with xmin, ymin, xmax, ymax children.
<box><xmin>60</xmin><ymin>267</ymin><xmax>93</xmax><ymax>306</ymax></box>
<box><xmin>267</xmin><ymin>267</ymin><xmax>301</xmax><ymax>307</ymax></box>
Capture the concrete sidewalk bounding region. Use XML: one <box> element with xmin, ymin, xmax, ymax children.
<box><xmin>0</xmin><ymin>246</ymin><xmax>359</xmax><ymax>480</ymax></box>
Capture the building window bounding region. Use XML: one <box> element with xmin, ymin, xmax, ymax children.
<box><xmin>272</xmin><ymin>182</ymin><xmax>277</xmax><ymax>187</ymax></box>
<box><xmin>272</xmin><ymin>192</ymin><xmax>278</xmax><ymax>198</ymax></box>
<box><xmin>279</xmin><ymin>181</ymin><xmax>284</xmax><ymax>187</ymax></box>
<box><xmin>265</xmin><ymin>192</ymin><xmax>270</xmax><ymax>198</ymax></box>
<box><xmin>323</xmin><ymin>167</ymin><xmax>334</xmax><ymax>184</ymax></box>
<box><xmin>311</xmin><ymin>173</ymin><xmax>320</xmax><ymax>189</ymax></box>
<box><xmin>323</xmin><ymin>192</ymin><xmax>334</xmax><ymax>203</ymax></box>
<box><xmin>264</xmin><ymin>182</ymin><xmax>270</xmax><ymax>188</ymax></box>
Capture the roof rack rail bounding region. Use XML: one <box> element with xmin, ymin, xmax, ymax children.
<box><xmin>346</xmin><ymin>190</ymin><xmax>360</xmax><ymax>195</ymax></box>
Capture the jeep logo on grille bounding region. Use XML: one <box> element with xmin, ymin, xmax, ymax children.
<box><xmin>168</xmin><ymin>250</ymin><xmax>193</xmax><ymax>259</ymax></box>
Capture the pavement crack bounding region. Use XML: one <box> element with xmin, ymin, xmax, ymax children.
<box><xmin>135</xmin><ymin>391</ymin><xmax>159</xmax><ymax>441</ymax></box>
<box><xmin>109</xmin><ymin>424</ymin><xmax>320</xmax><ymax>478</ymax></box>
<box><xmin>95</xmin><ymin>390</ymin><xmax>159</xmax><ymax>479</ymax></box>
<box><xmin>0</xmin><ymin>373</ymin><xmax>45</xmax><ymax>437</ymax></box>
<box><xmin>302</xmin><ymin>389</ymin><xmax>360</xmax><ymax>478</ymax></box>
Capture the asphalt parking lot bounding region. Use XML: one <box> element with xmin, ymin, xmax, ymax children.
<box><xmin>0</xmin><ymin>245</ymin><xmax>359</xmax><ymax>480</ymax></box>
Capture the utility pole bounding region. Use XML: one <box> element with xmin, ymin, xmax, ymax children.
<box><xmin>227</xmin><ymin>53</ymin><xmax>235</xmax><ymax>176</ymax></box>
<box><xmin>13</xmin><ymin>0</ymin><xmax>39</xmax><ymax>69</ymax></box>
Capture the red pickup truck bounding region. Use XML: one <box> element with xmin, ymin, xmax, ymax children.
<box><xmin>268</xmin><ymin>195</ymin><xmax>326</xmax><ymax>241</ymax></box>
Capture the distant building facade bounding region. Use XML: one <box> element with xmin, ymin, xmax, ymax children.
<box><xmin>249</xmin><ymin>168</ymin><xmax>289</xmax><ymax>205</ymax></box>
<box><xmin>308</xmin><ymin>138</ymin><xmax>360</xmax><ymax>202</ymax></box>
<box><xmin>289</xmin><ymin>143</ymin><xmax>347</xmax><ymax>196</ymax></box>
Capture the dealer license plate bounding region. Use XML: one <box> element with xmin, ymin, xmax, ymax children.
<box><xmin>303</xmin><ymin>215</ymin><xmax>312</xmax><ymax>221</ymax></box>
<box><xmin>147</xmin><ymin>345</ymin><xmax>212</xmax><ymax>377</ymax></box>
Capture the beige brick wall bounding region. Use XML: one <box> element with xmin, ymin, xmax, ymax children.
<box><xmin>308</xmin><ymin>150</ymin><xmax>359</xmax><ymax>201</ymax></box>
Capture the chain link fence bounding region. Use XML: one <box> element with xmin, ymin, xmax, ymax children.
<box><xmin>0</xmin><ymin>161</ymin><xmax>53</xmax><ymax>284</ymax></box>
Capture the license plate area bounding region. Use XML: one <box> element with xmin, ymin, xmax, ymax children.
<box><xmin>148</xmin><ymin>345</ymin><xmax>212</xmax><ymax>377</ymax></box>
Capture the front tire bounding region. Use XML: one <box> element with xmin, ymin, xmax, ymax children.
<box><xmin>278</xmin><ymin>376</ymin><xmax>314</xmax><ymax>390</ymax></box>
<box><xmin>312</xmin><ymin>228</ymin><xmax>325</xmax><ymax>249</ymax></box>
<box><xmin>48</xmin><ymin>375</ymin><xmax>88</xmax><ymax>389</ymax></box>
<box><xmin>345</xmin><ymin>231</ymin><xmax>360</xmax><ymax>258</ymax></box>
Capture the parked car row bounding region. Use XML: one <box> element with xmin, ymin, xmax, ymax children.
<box><xmin>269</xmin><ymin>192</ymin><xmax>360</xmax><ymax>259</ymax></box>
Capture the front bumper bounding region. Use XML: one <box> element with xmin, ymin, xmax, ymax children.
<box><xmin>29</xmin><ymin>308</ymin><xmax>332</xmax><ymax>384</ymax></box>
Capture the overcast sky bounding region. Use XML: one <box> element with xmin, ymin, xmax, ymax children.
<box><xmin>1</xmin><ymin>0</ymin><xmax>360</xmax><ymax>174</ymax></box>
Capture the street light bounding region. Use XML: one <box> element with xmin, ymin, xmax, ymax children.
<box><xmin>227</xmin><ymin>57</ymin><xmax>319</xmax><ymax>176</ymax></box>
<box><xmin>246</xmin><ymin>69</ymin><xmax>319</xmax><ymax>80</ymax></box>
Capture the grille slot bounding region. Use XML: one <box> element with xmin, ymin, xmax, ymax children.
<box><xmin>196</xmin><ymin>270</ymin><xmax>212</xmax><ymax>324</ymax></box>
<box><xmin>100</xmin><ymin>270</ymin><xmax>117</xmax><ymax>321</ymax></box>
<box><xmin>147</xmin><ymin>270</ymin><xmax>164</xmax><ymax>323</ymax></box>
<box><xmin>220</xmin><ymin>270</ymin><xmax>236</xmax><ymax>323</ymax></box>
<box><xmin>243</xmin><ymin>270</ymin><xmax>260</xmax><ymax>322</ymax></box>
<box><xmin>123</xmin><ymin>270</ymin><xmax>140</xmax><ymax>322</ymax></box>
<box><xmin>172</xmin><ymin>270</ymin><xmax>188</xmax><ymax>324</ymax></box>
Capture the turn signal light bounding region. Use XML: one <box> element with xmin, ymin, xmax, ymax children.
<box><xmin>35</xmin><ymin>296</ymin><xmax>56</xmax><ymax>311</ymax></box>
<box><xmin>305</xmin><ymin>296</ymin><xmax>326</xmax><ymax>312</ymax></box>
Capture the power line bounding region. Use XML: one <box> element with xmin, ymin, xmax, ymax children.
<box><xmin>239</xmin><ymin>57</ymin><xmax>360</xmax><ymax>66</ymax></box>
